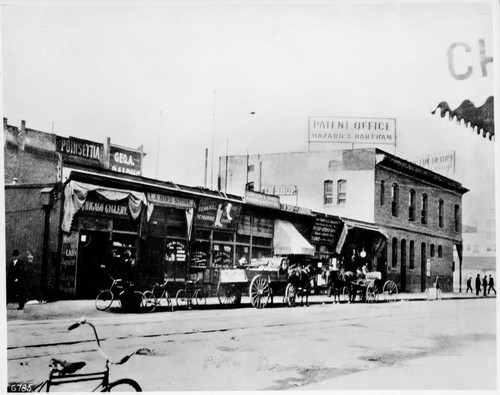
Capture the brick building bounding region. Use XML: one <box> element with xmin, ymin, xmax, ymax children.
<box><xmin>219</xmin><ymin>148</ymin><xmax>468</xmax><ymax>292</ymax></box>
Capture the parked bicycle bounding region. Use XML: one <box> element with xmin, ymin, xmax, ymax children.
<box><xmin>175</xmin><ymin>278</ymin><xmax>206</xmax><ymax>308</ymax></box>
<box><xmin>95</xmin><ymin>276</ymin><xmax>144</xmax><ymax>312</ymax></box>
<box><xmin>32</xmin><ymin>318</ymin><xmax>147</xmax><ymax>392</ymax></box>
<box><xmin>142</xmin><ymin>278</ymin><xmax>174</xmax><ymax>313</ymax></box>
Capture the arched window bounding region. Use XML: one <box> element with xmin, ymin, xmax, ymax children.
<box><xmin>409</xmin><ymin>189</ymin><xmax>416</xmax><ymax>221</ymax></box>
<box><xmin>421</xmin><ymin>194</ymin><xmax>428</xmax><ymax>225</ymax></box>
<box><xmin>454</xmin><ymin>204</ymin><xmax>460</xmax><ymax>232</ymax></box>
<box><xmin>391</xmin><ymin>237</ymin><xmax>398</xmax><ymax>268</ymax></box>
<box><xmin>430</xmin><ymin>244</ymin><xmax>435</xmax><ymax>257</ymax></box>
<box><xmin>324</xmin><ymin>180</ymin><xmax>333</xmax><ymax>204</ymax></box>
<box><xmin>337</xmin><ymin>179</ymin><xmax>347</xmax><ymax>205</ymax></box>
<box><xmin>438</xmin><ymin>199</ymin><xmax>444</xmax><ymax>228</ymax></box>
<box><xmin>401</xmin><ymin>239</ymin><xmax>407</xmax><ymax>271</ymax></box>
<box><xmin>409</xmin><ymin>240</ymin><xmax>415</xmax><ymax>269</ymax></box>
<box><xmin>391</xmin><ymin>183</ymin><xmax>399</xmax><ymax>217</ymax></box>
<box><xmin>438</xmin><ymin>245</ymin><xmax>443</xmax><ymax>258</ymax></box>
<box><xmin>380</xmin><ymin>180</ymin><xmax>385</xmax><ymax>206</ymax></box>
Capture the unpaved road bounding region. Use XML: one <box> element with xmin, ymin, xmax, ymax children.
<box><xmin>7</xmin><ymin>298</ymin><xmax>496</xmax><ymax>391</ymax></box>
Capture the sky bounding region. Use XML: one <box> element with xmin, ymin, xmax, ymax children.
<box><xmin>0</xmin><ymin>0</ymin><xmax>497</xmax><ymax>225</ymax></box>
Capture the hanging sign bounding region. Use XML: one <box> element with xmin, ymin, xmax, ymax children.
<box><xmin>245</xmin><ymin>190</ymin><xmax>280</xmax><ymax>209</ymax></box>
<box><xmin>80</xmin><ymin>194</ymin><xmax>131</xmax><ymax>219</ymax></box>
<box><xmin>60</xmin><ymin>232</ymin><xmax>78</xmax><ymax>294</ymax></box>
<box><xmin>311</xmin><ymin>215</ymin><xmax>343</xmax><ymax>244</ymax></box>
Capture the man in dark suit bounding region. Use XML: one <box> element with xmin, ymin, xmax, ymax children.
<box><xmin>475</xmin><ymin>274</ymin><xmax>481</xmax><ymax>296</ymax></box>
<box><xmin>9</xmin><ymin>249</ymin><xmax>26</xmax><ymax>310</ymax></box>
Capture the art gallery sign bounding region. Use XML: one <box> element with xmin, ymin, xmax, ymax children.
<box><xmin>308</xmin><ymin>116</ymin><xmax>396</xmax><ymax>146</ymax></box>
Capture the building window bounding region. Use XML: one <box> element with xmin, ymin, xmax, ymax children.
<box><xmin>430</xmin><ymin>244</ymin><xmax>435</xmax><ymax>257</ymax></box>
<box><xmin>337</xmin><ymin>179</ymin><xmax>347</xmax><ymax>205</ymax></box>
<box><xmin>454</xmin><ymin>204</ymin><xmax>460</xmax><ymax>232</ymax></box>
<box><xmin>391</xmin><ymin>183</ymin><xmax>399</xmax><ymax>217</ymax></box>
<box><xmin>391</xmin><ymin>237</ymin><xmax>398</xmax><ymax>268</ymax></box>
<box><xmin>438</xmin><ymin>245</ymin><xmax>443</xmax><ymax>258</ymax></box>
<box><xmin>438</xmin><ymin>200</ymin><xmax>444</xmax><ymax>228</ymax></box>
<box><xmin>401</xmin><ymin>239</ymin><xmax>407</xmax><ymax>269</ymax></box>
<box><xmin>421</xmin><ymin>194</ymin><xmax>428</xmax><ymax>225</ymax></box>
<box><xmin>409</xmin><ymin>240</ymin><xmax>415</xmax><ymax>269</ymax></box>
<box><xmin>324</xmin><ymin>180</ymin><xmax>333</xmax><ymax>204</ymax></box>
<box><xmin>380</xmin><ymin>180</ymin><xmax>385</xmax><ymax>206</ymax></box>
<box><xmin>409</xmin><ymin>189</ymin><xmax>416</xmax><ymax>221</ymax></box>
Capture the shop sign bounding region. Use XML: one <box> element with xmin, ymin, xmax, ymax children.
<box><xmin>309</xmin><ymin>117</ymin><xmax>396</xmax><ymax>145</ymax></box>
<box><xmin>191</xmin><ymin>251</ymin><xmax>207</xmax><ymax>267</ymax></box>
<box><xmin>261</xmin><ymin>185</ymin><xmax>297</xmax><ymax>196</ymax></box>
<box><xmin>81</xmin><ymin>196</ymin><xmax>131</xmax><ymax>219</ymax></box>
<box><xmin>195</xmin><ymin>199</ymin><xmax>242</xmax><ymax>230</ymax></box>
<box><xmin>311</xmin><ymin>215</ymin><xmax>343</xmax><ymax>244</ymax></box>
<box><xmin>213</xmin><ymin>247</ymin><xmax>233</xmax><ymax>268</ymax></box>
<box><xmin>147</xmin><ymin>193</ymin><xmax>195</xmax><ymax>209</ymax></box>
<box><xmin>109</xmin><ymin>144</ymin><xmax>143</xmax><ymax>176</ymax></box>
<box><xmin>245</xmin><ymin>190</ymin><xmax>280</xmax><ymax>209</ymax></box>
<box><xmin>166</xmin><ymin>241</ymin><xmax>186</xmax><ymax>262</ymax></box>
<box><xmin>408</xmin><ymin>151</ymin><xmax>456</xmax><ymax>178</ymax></box>
<box><xmin>56</xmin><ymin>136</ymin><xmax>103</xmax><ymax>161</ymax></box>
<box><xmin>280</xmin><ymin>203</ymin><xmax>312</xmax><ymax>216</ymax></box>
<box><xmin>60</xmin><ymin>232</ymin><xmax>78</xmax><ymax>294</ymax></box>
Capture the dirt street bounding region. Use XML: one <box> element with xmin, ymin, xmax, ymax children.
<box><xmin>7</xmin><ymin>298</ymin><xmax>496</xmax><ymax>391</ymax></box>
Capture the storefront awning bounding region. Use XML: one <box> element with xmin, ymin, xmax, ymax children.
<box><xmin>273</xmin><ymin>220</ymin><xmax>315</xmax><ymax>256</ymax></box>
<box><xmin>335</xmin><ymin>220</ymin><xmax>388</xmax><ymax>254</ymax></box>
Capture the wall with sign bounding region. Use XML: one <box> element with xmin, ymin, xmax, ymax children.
<box><xmin>109</xmin><ymin>144</ymin><xmax>143</xmax><ymax>176</ymax></box>
<box><xmin>60</xmin><ymin>232</ymin><xmax>78</xmax><ymax>295</ymax></box>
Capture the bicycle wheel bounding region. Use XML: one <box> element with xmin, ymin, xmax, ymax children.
<box><xmin>96</xmin><ymin>290</ymin><xmax>114</xmax><ymax>311</ymax></box>
<box><xmin>106</xmin><ymin>378</ymin><xmax>142</xmax><ymax>391</ymax></box>
<box><xmin>159</xmin><ymin>292</ymin><xmax>174</xmax><ymax>311</ymax></box>
<box><xmin>141</xmin><ymin>291</ymin><xmax>157</xmax><ymax>313</ymax></box>
<box><xmin>194</xmin><ymin>289</ymin><xmax>206</xmax><ymax>306</ymax></box>
<box><xmin>176</xmin><ymin>289</ymin><xmax>187</xmax><ymax>307</ymax></box>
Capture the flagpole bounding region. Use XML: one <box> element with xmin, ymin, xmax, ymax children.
<box><xmin>211</xmin><ymin>90</ymin><xmax>216</xmax><ymax>190</ymax></box>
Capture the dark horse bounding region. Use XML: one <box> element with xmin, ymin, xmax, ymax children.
<box><xmin>327</xmin><ymin>269</ymin><xmax>357</xmax><ymax>303</ymax></box>
<box><xmin>287</xmin><ymin>263</ymin><xmax>316</xmax><ymax>306</ymax></box>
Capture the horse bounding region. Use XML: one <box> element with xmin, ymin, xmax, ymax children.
<box><xmin>287</xmin><ymin>263</ymin><xmax>316</xmax><ymax>306</ymax></box>
<box><xmin>327</xmin><ymin>269</ymin><xmax>357</xmax><ymax>303</ymax></box>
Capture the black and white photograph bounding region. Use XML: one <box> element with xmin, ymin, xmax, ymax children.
<box><xmin>2</xmin><ymin>0</ymin><xmax>497</xmax><ymax>392</ymax></box>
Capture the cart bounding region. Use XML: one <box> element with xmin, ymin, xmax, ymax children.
<box><xmin>217</xmin><ymin>257</ymin><xmax>289</xmax><ymax>309</ymax></box>
<box><xmin>349</xmin><ymin>271</ymin><xmax>399</xmax><ymax>303</ymax></box>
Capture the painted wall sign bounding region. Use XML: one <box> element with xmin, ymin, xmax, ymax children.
<box><xmin>60</xmin><ymin>232</ymin><xmax>78</xmax><ymax>294</ymax></box>
<box><xmin>56</xmin><ymin>136</ymin><xmax>103</xmax><ymax>161</ymax></box>
<box><xmin>447</xmin><ymin>39</ymin><xmax>492</xmax><ymax>80</ymax></box>
<box><xmin>261</xmin><ymin>185</ymin><xmax>297</xmax><ymax>196</ymax></box>
<box><xmin>109</xmin><ymin>144</ymin><xmax>143</xmax><ymax>176</ymax></box>
<box><xmin>245</xmin><ymin>190</ymin><xmax>280</xmax><ymax>209</ymax></box>
<box><xmin>147</xmin><ymin>193</ymin><xmax>195</xmax><ymax>209</ymax></box>
<box><xmin>311</xmin><ymin>216</ymin><xmax>343</xmax><ymax>244</ymax></box>
<box><xmin>408</xmin><ymin>151</ymin><xmax>456</xmax><ymax>178</ymax></box>
<box><xmin>309</xmin><ymin>117</ymin><xmax>396</xmax><ymax>145</ymax></box>
<box><xmin>195</xmin><ymin>199</ymin><xmax>242</xmax><ymax>230</ymax></box>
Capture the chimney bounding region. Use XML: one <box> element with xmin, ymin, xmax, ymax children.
<box><xmin>18</xmin><ymin>120</ymin><xmax>26</xmax><ymax>150</ymax></box>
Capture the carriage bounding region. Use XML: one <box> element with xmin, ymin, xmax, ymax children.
<box><xmin>327</xmin><ymin>269</ymin><xmax>399</xmax><ymax>303</ymax></box>
<box><xmin>217</xmin><ymin>257</ymin><xmax>313</xmax><ymax>309</ymax></box>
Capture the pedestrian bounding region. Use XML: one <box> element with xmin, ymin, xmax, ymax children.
<box><xmin>465</xmin><ymin>277</ymin><xmax>473</xmax><ymax>293</ymax></box>
<box><xmin>487</xmin><ymin>275</ymin><xmax>496</xmax><ymax>295</ymax></box>
<box><xmin>482</xmin><ymin>275</ymin><xmax>488</xmax><ymax>297</ymax></box>
<box><xmin>475</xmin><ymin>274</ymin><xmax>481</xmax><ymax>296</ymax></box>
<box><xmin>8</xmin><ymin>249</ymin><xmax>26</xmax><ymax>310</ymax></box>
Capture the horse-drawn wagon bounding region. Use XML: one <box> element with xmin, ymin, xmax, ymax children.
<box><xmin>217</xmin><ymin>257</ymin><xmax>316</xmax><ymax>308</ymax></box>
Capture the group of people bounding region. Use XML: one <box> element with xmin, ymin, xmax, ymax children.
<box><xmin>466</xmin><ymin>274</ymin><xmax>496</xmax><ymax>296</ymax></box>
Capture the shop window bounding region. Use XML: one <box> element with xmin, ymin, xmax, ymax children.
<box><xmin>213</xmin><ymin>244</ymin><xmax>233</xmax><ymax>268</ymax></box>
<box><xmin>454</xmin><ymin>204</ymin><xmax>460</xmax><ymax>232</ymax></box>
<box><xmin>324</xmin><ymin>180</ymin><xmax>333</xmax><ymax>204</ymax></box>
<box><xmin>430</xmin><ymin>244</ymin><xmax>435</xmax><ymax>257</ymax></box>
<box><xmin>391</xmin><ymin>237</ymin><xmax>398</xmax><ymax>268</ymax></box>
<box><xmin>391</xmin><ymin>183</ymin><xmax>399</xmax><ymax>217</ymax></box>
<box><xmin>408</xmin><ymin>190</ymin><xmax>416</xmax><ymax>222</ymax></box>
<box><xmin>409</xmin><ymin>240</ymin><xmax>415</xmax><ymax>269</ymax></box>
<box><xmin>421</xmin><ymin>194</ymin><xmax>428</xmax><ymax>225</ymax></box>
<box><xmin>438</xmin><ymin>200</ymin><xmax>444</xmax><ymax>228</ymax></box>
<box><xmin>113</xmin><ymin>218</ymin><xmax>138</xmax><ymax>233</ymax></box>
<box><xmin>236</xmin><ymin>245</ymin><xmax>250</xmax><ymax>265</ymax></box>
<box><xmin>337</xmin><ymin>179</ymin><xmax>347</xmax><ymax>205</ymax></box>
<box><xmin>196</xmin><ymin>229</ymin><xmax>211</xmax><ymax>241</ymax></box>
<box><xmin>438</xmin><ymin>245</ymin><xmax>443</xmax><ymax>258</ymax></box>
<box><xmin>213</xmin><ymin>231</ymin><xmax>234</xmax><ymax>243</ymax></box>
<box><xmin>252</xmin><ymin>247</ymin><xmax>271</xmax><ymax>260</ymax></box>
<box><xmin>190</xmin><ymin>241</ymin><xmax>209</xmax><ymax>268</ymax></box>
<box><xmin>253</xmin><ymin>236</ymin><xmax>272</xmax><ymax>247</ymax></box>
<box><xmin>236</xmin><ymin>234</ymin><xmax>251</xmax><ymax>244</ymax></box>
<box><xmin>380</xmin><ymin>180</ymin><xmax>385</xmax><ymax>206</ymax></box>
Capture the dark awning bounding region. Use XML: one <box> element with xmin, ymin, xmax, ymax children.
<box><xmin>335</xmin><ymin>220</ymin><xmax>388</xmax><ymax>254</ymax></box>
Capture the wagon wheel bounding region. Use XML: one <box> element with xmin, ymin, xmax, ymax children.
<box><xmin>366</xmin><ymin>282</ymin><xmax>378</xmax><ymax>303</ymax></box>
<box><xmin>249</xmin><ymin>275</ymin><xmax>271</xmax><ymax>309</ymax></box>
<box><xmin>340</xmin><ymin>286</ymin><xmax>350</xmax><ymax>303</ymax></box>
<box><xmin>285</xmin><ymin>283</ymin><xmax>297</xmax><ymax>307</ymax></box>
<box><xmin>217</xmin><ymin>283</ymin><xmax>241</xmax><ymax>306</ymax></box>
<box><xmin>382</xmin><ymin>280</ymin><xmax>398</xmax><ymax>302</ymax></box>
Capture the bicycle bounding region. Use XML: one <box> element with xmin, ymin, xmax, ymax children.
<box><xmin>142</xmin><ymin>279</ymin><xmax>174</xmax><ymax>313</ymax></box>
<box><xmin>32</xmin><ymin>318</ymin><xmax>147</xmax><ymax>392</ymax></box>
<box><xmin>175</xmin><ymin>278</ymin><xmax>206</xmax><ymax>308</ymax></box>
<box><xmin>95</xmin><ymin>276</ymin><xmax>144</xmax><ymax>312</ymax></box>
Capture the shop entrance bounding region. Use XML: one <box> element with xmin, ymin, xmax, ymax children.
<box><xmin>76</xmin><ymin>230</ymin><xmax>110</xmax><ymax>298</ymax></box>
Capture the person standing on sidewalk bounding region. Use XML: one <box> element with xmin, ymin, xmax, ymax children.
<box><xmin>466</xmin><ymin>277</ymin><xmax>473</xmax><ymax>293</ymax></box>
<box><xmin>8</xmin><ymin>249</ymin><xmax>26</xmax><ymax>310</ymax></box>
<box><xmin>475</xmin><ymin>274</ymin><xmax>481</xmax><ymax>296</ymax></box>
<box><xmin>487</xmin><ymin>275</ymin><xmax>496</xmax><ymax>295</ymax></box>
<box><xmin>482</xmin><ymin>275</ymin><xmax>488</xmax><ymax>297</ymax></box>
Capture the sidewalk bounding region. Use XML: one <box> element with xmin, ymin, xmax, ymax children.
<box><xmin>6</xmin><ymin>291</ymin><xmax>493</xmax><ymax>323</ymax></box>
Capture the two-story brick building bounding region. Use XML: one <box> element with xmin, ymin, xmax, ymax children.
<box><xmin>219</xmin><ymin>148</ymin><xmax>468</xmax><ymax>292</ymax></box>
